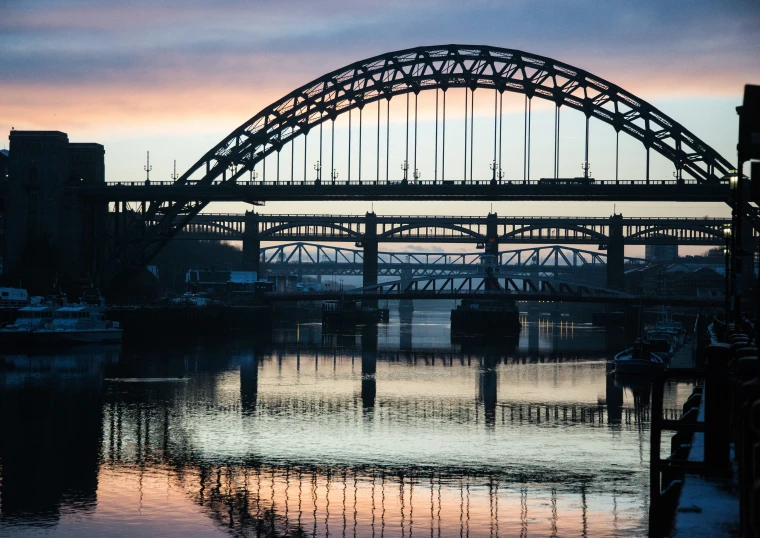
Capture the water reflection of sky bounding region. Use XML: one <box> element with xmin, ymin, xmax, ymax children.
<box><xmin>0</xmin><ymin>309</ymin><xmax>694</xmax><ymax>537</ymax></box>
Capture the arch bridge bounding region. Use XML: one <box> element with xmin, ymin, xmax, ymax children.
<box><xmin>177</xmin><ymin>212</ymin><xmax>729</xmax><ymax>245</ymax></box>
<box><xmin>98</xmin><ymin>44</ymin><xmax>734</xmax><ymax>291</ymax></box>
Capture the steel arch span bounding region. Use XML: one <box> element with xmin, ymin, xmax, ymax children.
<box><xmin>104</xmin><ymin>44</ymin><xmax>734</xmax><ymax>291</ymax></box>
<box><xmin>187</xmin><ymin>44</ymin><xmax>732</xmax><ymax>186</ymax></box>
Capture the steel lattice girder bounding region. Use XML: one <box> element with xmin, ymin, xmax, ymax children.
<box><xmin>257</xmin><ymin>242</ymin><xmax>645</xmax><ymax>269</ymax></box>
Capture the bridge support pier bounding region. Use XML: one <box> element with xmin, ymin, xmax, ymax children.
<box><xmin>484</xmin><ymin>212</ymin><xmax>500</xmax><ymax>290</ymax></box>
<box><xmin>362</xmin><ymin>212</ymin><xmax>378</xmax><ymax>309</ymax></box>
<box><xmin>242</xmin><ymin>211</ymin><xmax>261</xmax><ymax>276</ymax></box>
<box><xmin>606</xmin><ymin>214</ymin><xmax>625</xmax><ymax>291</ymax></box>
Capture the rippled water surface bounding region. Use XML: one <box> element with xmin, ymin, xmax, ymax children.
<box><xmin>0</xmin><ymin>308</ymin><xmax>692</xmax><ymax>537</ymax></box>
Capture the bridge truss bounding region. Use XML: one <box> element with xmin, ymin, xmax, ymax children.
<box><xmin>258</xmin><ymin>242</ymin><xmax>647</xmax><ymax>277</ymax></box>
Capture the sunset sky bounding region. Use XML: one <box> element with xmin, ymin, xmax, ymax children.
<box><xmin>2</xmin><ymin>0</ymin><xmax>759</xmax><ymax>228</ymax></box>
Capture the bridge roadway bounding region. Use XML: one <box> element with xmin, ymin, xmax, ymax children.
<box><xmin>87</xmin><ymin>180</ymin><xmax>730</xmax><ymax>203</ymax></box>
<box><xmin>179</xmin><ymin>212</ymin><xmax>729</xmax><ymax>244</ymax></box>
<box><xmin>262</xmin><ymin>288</ymin><xmax>722</xmax><ymax>308</ymax></box>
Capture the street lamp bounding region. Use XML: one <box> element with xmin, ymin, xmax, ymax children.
<box><xmin>728</xmin><ymin>169</ymin><xmax>740</xmax><ymax>190</ymax></box>
<box><xmin>581</xmin><ymin>161</ymin><xmax>591</xmax><ymax>180</ymax></box>
<box><xmin>723</xmin><ymin>224</ymin><xmax>731</xmax><ymax>319</ymax></box>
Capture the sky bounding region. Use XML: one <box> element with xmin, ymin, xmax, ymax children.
<box><xmin>2</xmin><ymin>0</ymin><xmax>759</xmax><ymax>254</ymax></box>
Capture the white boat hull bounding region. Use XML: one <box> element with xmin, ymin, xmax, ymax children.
<box><xmin>31</xmin><ymin>329</ymin><xmax>123</xmax><ymax>345</ymax></box>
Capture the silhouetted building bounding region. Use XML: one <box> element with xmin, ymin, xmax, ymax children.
<box><xmin>645</xmin><ymin>244</ymin><xmax>678</xmax><ymax>262</ymax></box>
<box><xmin>0</xmin><ymin>149</ymin><xmax>7</xmax><ymax>272</ymax></box>
<box><xmin>1</xmin><ymin>131</ymin><xmax>107</xmax><ymax>293</ymax></box>
<box><xmin>665</xmin><ymin>266</ymin><xmax>725</xmax><ymax>298</ymax></box>
<box><xmin>626</xmin><ymin>262</ymin><xmax>724</xmax><ymax>298</ymax></box>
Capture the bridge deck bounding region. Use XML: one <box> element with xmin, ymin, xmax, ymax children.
<box><xmin>85</xmin><ymin>182</ymin><xmax>731</xmax><ymax>202</ymax></box>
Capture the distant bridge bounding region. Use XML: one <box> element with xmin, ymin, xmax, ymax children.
<box><xmin>175</xmin><ymin>213</ymin><xmax>730</xmax><ymax>245</ymax></box>
<box><xmin>258</xmin><ymin>243</ymin><xmax>647</xmax><ymax>277</ymax></box>
<box><xmin>263</xmin><ymin>273</ymin><xmax>722</xmax><ymax>307</ymax></box>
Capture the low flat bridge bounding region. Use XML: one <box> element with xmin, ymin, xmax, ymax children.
<box><xmin>258</xmin><ymin>243</ymin><xmax>647</xmax><ymax>278</ymax></box>
<box><xmin>263</xmin><ymin>274</ymin><xmax>723</xmax><ymax>307</ymax></box>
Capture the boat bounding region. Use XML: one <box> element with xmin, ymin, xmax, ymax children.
<box><xmin>652</xmin><ymin>306</ymin><xmax>682</xmax><ymax>333</ymax></box>
<box><xmin>31</xmin><ymin>297</ymin><xmax>123</xmax><ymax>345</ymax></box>
<box><xmin>450</xmin><ymin>299</ymin><xmax>521</xmax><ymax>339</ymax></box>
<box><xmin>613</xmin><ymin>339</ymin><xmax>666</xmax><ymax>375</ymax></box>
<box><xmin>0</xmin><ymin>287</ymin><xmax>29</xmax><ymax>306</ymax></box>
<box><xmin>0</xmin><ymin>301</ymin><xmax>59</xmax><ymax>344</ymax></box>
<box><xmin>645</xmin><ymin>330</ymin><xmax>677</xmax><ymax>362</ymax></box>
<box><xmin>0</xmin><ymin>287</ymin><xmax>30</xmax><ymax>324</ymax></box>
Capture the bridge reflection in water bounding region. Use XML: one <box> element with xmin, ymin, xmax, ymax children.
<box><xmin>0</xmin><ymin>311</ymin><xmax>694</xmax><ymax>537</ymax></box>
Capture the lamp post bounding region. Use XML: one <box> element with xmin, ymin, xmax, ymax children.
<box><xmin>581</xmin><ymin>161</ymin><xmax>591</xmax><ymax>180</ymax></box>
<box><xmin>728</xmin><ymin>169</ymin><xmax>742</xmax><ymax>325</ymax></box>
<box><xmin>723</xmin><ymin>224</ymin><xmax>731</xmax><ymax>321</ymax></box>
<box><xmin>401</xmin><ymin>160</ymin><xmax>409</xmax><ymax>184</ymax></box>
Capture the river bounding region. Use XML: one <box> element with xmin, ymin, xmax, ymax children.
<box><xmin>0</xmin><ymin>307</ymin><xmax>692</xmax><ymax>537</ymax></box>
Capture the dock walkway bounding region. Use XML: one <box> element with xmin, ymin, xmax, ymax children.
<box><xmin>670</xmin><ymin>338</ymin><xmax>695</xmax><ymax>369</ymax></box>
<box><xmin>670</xmin><ymin>330</ymin><xmax>739</xmax><ymax>537</ymax></box>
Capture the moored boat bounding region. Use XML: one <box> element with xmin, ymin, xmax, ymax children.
<box><xmin>0</xmin><ymin>297</ymin><xmax>64</xmax><ymax>345</ymax></box>
<box><xmin>613</xmin><ymin>339</ymin><xmax>666</xmax><ymax>375</ymax></box>
<box><xmin>646</xmin><ymin>330</ymin><xmax>677</xmax><ymax>362</ymax></box>
<box><xmin>32</xmin><ymin>298</ymin><xmax>123</xmax><ymax>345</ymax></box>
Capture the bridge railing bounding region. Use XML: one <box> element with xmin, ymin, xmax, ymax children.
<box><xmin>184</xmin><ymin>213</ymin><xmax>729</xmax><ymax>223</ymax></box>
<box><xmin>103</xmin><ymin>178</ymin><xmax>713</xmax><ymax>187</ymax></box>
